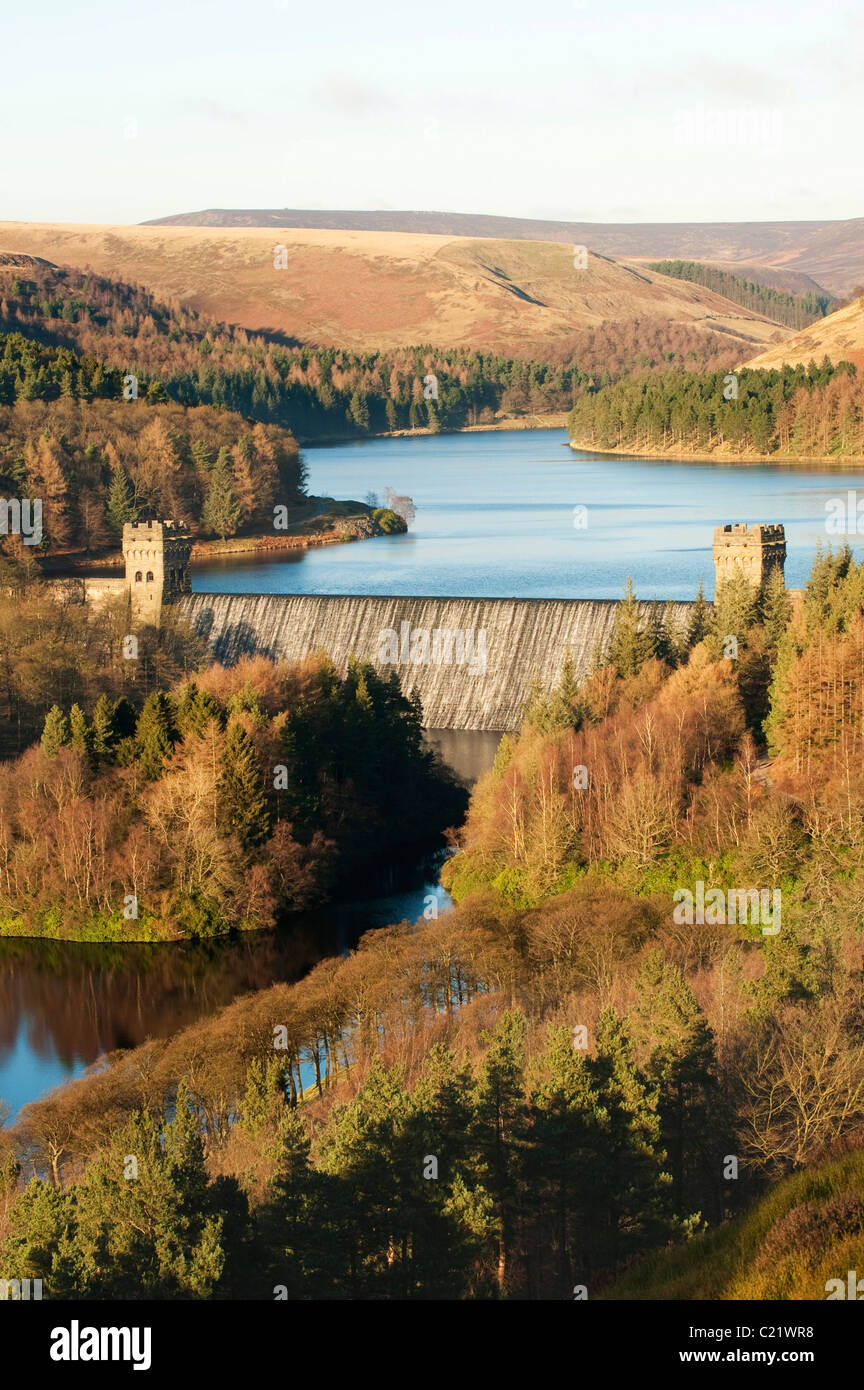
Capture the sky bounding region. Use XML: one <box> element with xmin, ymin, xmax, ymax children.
<box><xmin>3</xmin><ymin>0</ymin><xmax>862</xmax><ymax>226</ymax></box>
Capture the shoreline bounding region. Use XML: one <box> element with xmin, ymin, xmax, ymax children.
<box><xmin>301</xmin><ymin>412</ymin><xmax>568</xmax><ymax>445</ymax></box>
<box><xmin>569</xmin><ymin>439</ymin><xmax>864</xmax><ymax>467</ymax></box>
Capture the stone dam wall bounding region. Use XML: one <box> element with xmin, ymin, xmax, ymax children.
<box><xmin>179</xmin><ymin>593</ymin><xmax>698</xmax><ymax>732</ymax></box>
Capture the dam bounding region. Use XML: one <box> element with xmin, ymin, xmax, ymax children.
<box><xmin>51</xmin><ymin>518</ymin><xmax>785</xmax><ymax>733</ymax></box>
<box><xmin>178</xmin><ymin>592</ymin><xmax>697</xmax><ymax>731</ymax></box>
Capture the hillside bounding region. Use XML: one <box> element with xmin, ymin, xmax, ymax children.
<box><xmin>602</xmin><ymin>1143</ymin><xmax>864</xmax><ymax>1300</ymax></box>
<box><xmin>643</xmin><ymin>261</ymin><xmax>834</xmax><ymax>329</ymax></box>
<box><xmin>567</xmin><ymin>361</ymin><xmax>864</xmax><ymax>460</ymax></box>
<box><xmin>0</xmin><ymin>223</ymin><xmax>789</xmax><ymax>360</ymax></box>
<box><xmin>140</xmin><ymin>209</ymin><xmax>864</xmax><ymax>293</ymax></box>
<box><xmin>743</xmin><ymin>297</ymin><xmax>864</xmax><ymax>371</ymax></box>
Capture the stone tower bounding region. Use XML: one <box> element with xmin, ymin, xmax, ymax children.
<box><xmin>713</xmin><ymin>522</ymin><xmax>786</xmax><ymax>590</ymax></box>
<box><xmin>122</xmin><ymin>520</ymin><xmax>192</xmax><ymax>626</ymax></box>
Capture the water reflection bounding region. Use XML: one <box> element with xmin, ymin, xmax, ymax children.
<box><xmin>0</xmin><ymin>848</ymin><xmax>452</xmax><ymax>1120</ymax></box>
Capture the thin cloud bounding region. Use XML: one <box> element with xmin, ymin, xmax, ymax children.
<box><xmin>316</xmin><ymin>75</ymin><xmax>395</xmax><ymax>114</ymax></box>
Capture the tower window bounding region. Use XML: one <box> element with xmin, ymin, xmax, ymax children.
<box><xmin>135</xmin><ymin>571</ymin><xmax>142</xmax><ymax>583</ymax></box>
<box><xmin>146</xmin><ymin>571</ymin><xmax>154</xmax><ymax>582</ymax></box>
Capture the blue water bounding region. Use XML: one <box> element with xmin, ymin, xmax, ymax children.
<box><xmin>0</xmin><ymin>855</ymin><xmax>453</xmax><ymax>1121</ymax></box>
<box><xmin>192</xmin><ymin>429</ymin><xmax>864</xmax><ymax>599</ymax></box>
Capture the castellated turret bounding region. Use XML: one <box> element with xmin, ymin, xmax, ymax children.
<box><xmin>713</xmin><ymin>522</ymin><xmax>786</xmax><ymax>591</ymax></box>
<box><xmin>123</xmin><ymin>520</ymin><xmax>192</xmax><ymax>626</ymax></box>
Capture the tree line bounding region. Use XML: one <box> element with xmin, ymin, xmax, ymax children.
<box><xmin>568</xmin><ymin>361</ymin><xmax>864</xmax><ymax>457</ymax></box>
<box><xmin>0</xmin><ymin>379</ymin><xmax>306</xmax><ymax>553</ymax></box>
<box><xmin>646</xmin><ymin>261</ymin><xmax>836</xmax><ymax>330</ymax></box>
<box><xmin>0</xmin><ymin>269</ymin><xmax>586</xmax><ymax>437</ymax></box>
<box><xmin>0</xmin><ymin>653</ymin><xmax>464</xmax><ymax>940</ymax></box>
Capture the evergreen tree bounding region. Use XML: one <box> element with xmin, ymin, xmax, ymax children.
<box><xmin>40</xmin><ymin>705</ymin><xmax>69</xmax><ymax>758</ymax></box>
<box><xmin>630</xmin><ymin>952</ymin><xmax>718</xmax><ymax>1219</ymax></box>
<box><xmin>90</xmin><ymin>694</ymin><xmax>119</xmax><ymax>763</ymax></box>
<box><xmin>68</xmin><ymin>703</ymin><xmax>94</xmax><ymax>768</ymax></box>
<box><xmin>687</xmin><ymin>578</ymin><xmax>712</xmax><ymax>646</ymax></box>
<box><xmin>105</xmin><ymin>467</ymin><xmax>137</xmax><ymax>540</ymax></box>
<box><xmin>491</xmin><ymin>733</ymin><xmax>514</xmax><ymax>780</ymax></box>
<box><xmin>201</xmin><ymin>447</ymin><xmax>241</xmax><ymax>540</ymax></box>
<box><xmin>175</xmin><ymin>680</ymin><xmax>221</xmax><ymax>738</ymax></box>
<box><xmin>711</xmin><ymin>568</ymin><xmax>760</xmax><ymax>652</ymax></box>
<box><xmin>528</xmin><ymin>1026</ymin><xmax>599</xmax><ymax>1296</ymax></box>
<box><xmin>71</xmin><ymin>1088</ymin><xmax>227</xmax><ymax>1298</ymax></box>
<box><xmin>135</xmin><ymin>690</ymin><xmax>177</xmax><ymax>780</ymax></box>
<box><xmin>585</xmin><ymin>1007</ymin><xmax>670</xmax><ymax>1270</ymax></box>
<box><xmin>190</xmin><ymin>438</ymin><xmax>214</xmax><ymax>471</ymax></box>
<box><xmin>317</xmin><ymin>1058</ymin><xmax>415</xmax><ymax>1297</ymax></box>
<box><xmin>761</xmin><ymin>565</ymin><xmax>792</xmax><ymax>648</ymax></box>
<box><xmin>348</xmin><ymin>390</ymin><xmax>369</xmax><ymax>431</ymax></box>
<box><xmin>609</xmin><ymin>576</ymin><xmax>655</xmax><ymax>677</ymax></box>
<box><xmin>470</xmin><ymin>1010</ymin><xmax>528</xmax><ymax>1294</ymax></box>
<box><xmin>217</xmin><ymin>720</ymin><xmax>270</xmax><ymax>848</ymax></box>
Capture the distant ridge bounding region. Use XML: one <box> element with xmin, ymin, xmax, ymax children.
<box><xmin>140</xmin><ymin>209</ymin><xmax>864</xmax><ymax>292</ymax></box>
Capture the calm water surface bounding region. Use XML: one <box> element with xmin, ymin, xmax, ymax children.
<box><xmin>194</xmin><ymin>430</ymin><xmax>864</xmax><ymax>599</ymax></box>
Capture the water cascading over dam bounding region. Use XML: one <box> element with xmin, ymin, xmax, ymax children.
<box><xmin>178</xmin><ymin>593</ymin><xmax>697</xmax><ymax>731</ymax></box>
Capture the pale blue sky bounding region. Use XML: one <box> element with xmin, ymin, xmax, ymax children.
<box><xmin>3</xmin><ymin>0</ymin><xmax>861</xmax><ymax>224</ymax></box>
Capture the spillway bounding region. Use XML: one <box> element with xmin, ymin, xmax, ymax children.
<box><xmin>179</xmin><ymin>593</ymin><xmax>697</xmax><ymax>732</ymax></box>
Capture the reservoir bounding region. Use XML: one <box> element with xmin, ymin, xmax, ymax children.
<box><xmin>6</xmin><ymin>427</ymin><xmax>864</xmax><ymax>1119</ymax></box>
<box><xmin>194</xmin><ymin>429</ymin><xmax>864</xmax><ymax>599</ymax></box>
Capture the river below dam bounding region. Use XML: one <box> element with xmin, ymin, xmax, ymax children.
<box><xmin>7</xmin><ymin>428</ymin><xmax>864</xmax><ymax>1119</ymax></box>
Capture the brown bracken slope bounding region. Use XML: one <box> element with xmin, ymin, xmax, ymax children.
<box><xmin>0</xmin><ymin>223</ymin><xmax>790</xmax><ymax>358</ymax></box>
<box><xmin>743</xmin><ymin>298</ymin><xmax>864</xmax><ymax>371</ymax></box>
<box><xmin>141</xmin><ymin>209</ymin><xmax>864</xmax><ymax>294</ymax></box>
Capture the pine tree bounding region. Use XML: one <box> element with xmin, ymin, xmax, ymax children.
<box><xmin>41</xmin><ymin>705</ymin><xmax>69</xmax><ymax>758</ymax></box>
<box><xmin>609</xmin><ymin>576</ymin><xmax>654</xmax><ymax>677</ymax></box>
<box><xmin>68</xmin><ymin>1087</ymin><xmax>227</xmax><ymax>1298</ymax></box>
<box><xmin>201</xmin><ymin>448</ymin><xmax>241</xmax><ymax>540</ymax></box>
<box><xmin>191</xmin><ymin>438</ymin><xmax>214</xmax><ymax>471</ymax></box>
<box><xmin>761</xmin><ymin>565</ymin><xmax>792</xmax><ymax>649</ymax></box>
<box><xmin>585</xmin><ymin>1007</ymin><xmax>670</xmax><ymax>1269</ymax></box>
<box><xmin>135</xmin><ymin>690</ymin><xmax>177</xmax><ymax>780</ymax></box>
<box><xmin>711</xmin><ymin>568</ymin><xmax>760</xmax><ymax>652</ymax></box>
<box><xmin>68</xmin><ymin>703</ymin><xmax>94</xmax><ymax>768</ymax></box>
<box><xmin>528</xmin><ymin>1025</ymin><xmax>599</xmax><ymax>1296</ymax></box>
<box><xmin>175</xmin><ymin>681</ymin><xmax>222</xmax><ymax>738</ymax></box>
<box><xmin>317</xmin><ymin>1058</ymin><xmax>414</xmax><ymax>1297</ymax></box>
<box><xmin>217</xmin><ymin>720</ymin><xmax>270</xmax><ymax>847</ymax></box>
<box><xmin>470</xmin><ymin>1010</ymin><xmax>528</xmax><ymax>1294</ymax></box>
<box><xmin>106</xmin><ymin>467</ymin><xmax>137</xmax><ymax>540</ymax></box>
<box><xmin>91</xmin><ymin>694</ymin><xmax>119</xmax><ymax>763</ymax></box>
<box><xmin>687</xmin><ymin>578</ymin><xmax>712</xmax><ymax>646</ymax></box>
<box><xmin>629</xmin><ymin>951</ymin><xmax>718</xmax><ymax>1219</ymax></box>
<box><xmin>491</xmin><ymin>733</ymin><xmax>514</xmax><ymax>779</ymax></box>
<box><xmin>348</xmin><ymin>390</ymin><xmax>369</xmax><ymax>431</ymax></box>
